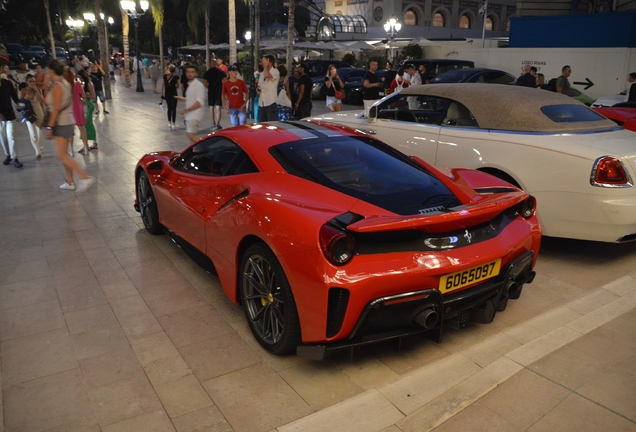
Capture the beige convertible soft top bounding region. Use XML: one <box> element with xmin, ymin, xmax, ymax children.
<box><xmin>399</xmin><ymin>83</ymin><xmax>617</xmax><ymax>132</ymax></box>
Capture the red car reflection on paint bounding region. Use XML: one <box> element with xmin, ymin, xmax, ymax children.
<box><xmin>134</xmin><ymin>121</ymin><xmax>541</xmax><ymax>359</ymax></box>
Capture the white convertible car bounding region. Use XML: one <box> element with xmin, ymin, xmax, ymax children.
<box><xmin>313</xmin><ymin>84</ymin><xmax>636</xmax><ymax>243</ymax></box>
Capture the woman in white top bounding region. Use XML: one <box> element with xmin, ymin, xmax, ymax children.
<box><xmin>45</xmin><ymin>60</ymin><xmax>95</xmax><ymax>192</ymax></box>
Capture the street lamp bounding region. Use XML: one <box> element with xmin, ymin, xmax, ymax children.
<box><xmin>120</xmin><ymin>0</ymin><xmax>149</xmax><ymax>92</ymax></box>
<box><xmin>245</xmin><ymin>30</ymin><xmax>255</xmax><ymax>120</ymax></box>
<box><xmin>66</xmin><ymin>18</ymin><xmax>84</xmax><ymax>58</ymax></box>
<box><xmin>383</xmin><ymin>16</ymin><xmax>401</xmax><ymax>63</ymax></box>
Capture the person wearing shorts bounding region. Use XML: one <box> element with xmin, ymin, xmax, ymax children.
<box><xmin>178</xmin><ymin>64</ymin><xmax>206</xmax><ymax>143</ymax></box>
<box><xmin>203</xmin><ymin>61</ymin><xmax>226</xmax><ymax>130</ymax></box>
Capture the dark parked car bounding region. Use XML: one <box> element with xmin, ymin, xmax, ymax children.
<box><xmin>5</xmin><ymin>43</ymin><xmax>25</xmax><ymax>67</ymax></box>
<box><xmin>342</xmin><ymin>70</ymin><xmax>387</xmax><ymax>105</ymax></box>
<box><xmin>312</xmin><ymin>67</ymin><xmax>368</xmax><ymax>99</ymax></box>
<box><xmin>304</xmin><ymin>60</ymin><xmax>351</xmax><ymax>78</ymax></box>
<box><xmin>47</xmin><ymin>46</ymin><xmax>70</xmax><ymax>61</ymax></box>
<box><xmin>28</xmin><ymin>46</ymin><xmax>47</xmax><ymax>57</ymax></box>
<box><xmin>429</xmin><ymin>68</ymin><xmax>516</xmax><ymax>85</ymax></box>
<box><xmin>398</xmin><ymin>59</ymin><xmax>475</xmax><ymax>82</ymax></box>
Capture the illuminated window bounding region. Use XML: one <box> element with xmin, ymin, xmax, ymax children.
<box><xmin>459</xmin><ymin>15</ymin><xmax>470</xmax><ymax>29</ymax></box>
<box><xmin>486</xmin><ymin>17</ymin><xmax>493</xmax><ymax>30</ymax></box>
<box><xmin>432</xmin><ymin>12</ymin><xmax>444</xmax><ymax>27</ymax></box>
<box><xmin>404</xmin><ymin>9</ymin><xmax>417</xmax><ymax>25</ymax></box>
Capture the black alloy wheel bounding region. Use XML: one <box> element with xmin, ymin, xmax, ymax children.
<box><xmin>137</xmin><ymin>171</ymin><xmax>162</xmax><ymax>234</ymax></box>
<box><xmin>240</xmin><ymin>243</ymin><xmax>300</xmax><ymax>354</ymax></box>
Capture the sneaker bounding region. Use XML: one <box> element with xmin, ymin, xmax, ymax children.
<box><xmin>168</xmin><ymin>122</ymin><xmax>172</xmax><ymax>128</ymax></box>
<box><xmin>104</xmin><ymin>110</ymin><xmax>109</xmax><ymax>114</ymax></box>
<box><xmin>12</xmin><ymin>159</ymin><xmax>23</xmax><ymax>168</ymax></box>
<box><xmin>3</xmin><ymin>156</ymin><xmax>11</xmax><ymax>165</ymax></box>
<box><xmin>60</xmin><ymin>182</ymin><xmax>76</xmax><ymax>191</ymax></box>
<box><xmin>76</xmin><ymin>176</ymin><xmax>96</xmax><ymax>193</ymax></box>
<box><xmin>95</xmin><ymin>110</ymin><xmax>100</xmax><ymax>114</ymax></box>
<box><xmin>211</xmin><ymin>123</ymin><xmax>216</xmax><ymax>129</ymax></box>
<box><xmin>216</xmin><ymin>125</ymin><xmax>222</xmax><ymax>130</ymax></box>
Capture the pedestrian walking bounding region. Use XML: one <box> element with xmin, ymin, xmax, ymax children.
<box><xmin>516</xmin><ymin>64</ymin><xmax>536</xmax><ymax>88</ymax></box>
<box><xmin>0</xmin><ymin>57</ymin><xmax>22</xmax><ymax>168</ymax></box>
<box><xmin>293</xmin><ymin>63</ymin><xmax>312</xmax><ymax>120</ymax></box>
<box><xmin>162</xmin><ymin>65</ymin><xmax>180</xmax><ymax>129</ymax></box>
<box><xmin>90</xmin><ymin>63</ymin><xmax>108</xmax><ymax>114</ymax></box>
<box><xmin>222</xmin><ymin>65</ymin><xmax>248</xmax><ymax>126</ymax></box>
<box><xmin>176</xmin><ymin>64</ymin><xmax>206</xmax><ymax>143</ymax></box>
<box><xmin>34</xmin><ymin>65</ymin><xmax>49</xmax><ymax>97</ymax></box>
<box><xmin>45</xmin><ymin>60</ymin><xmax>95</xmax><ymax>192</ymax></box>
<box><xmin>363</xmin><ymin>60</ymin><xmax>383</xmax><ymax>116</ymax></box>
<box><xmin>78</xmin><ymin>70</ymin><xmax>97</xmax><ymax>151</ymax></box>
<box><xmin>257</xmin><ymin>55</ymin><xmax>280</xmax><ymax>122</ymax></box>
<box><xmin>66</xmin><ymin>68</ymin><xmax>89</xmax><ymax>156</ymax></box>
<box><xmin>276</xmin><ymin>65</ymin><xmax>292</xmax><ymax>121</ymax></box>
<box><xmin>556</xmin><ymin>65</ymin><xmax>572</xmax><ymax>95</ymax></box>
<box><xmin>149</xmin><ymin>60</ymin><xmax>160</xmax><ymax>93</ymax></box>
<box><xmin>203</xmin><ymin>59</ymin><xmax>226</xmax><ymax>130</ymax></box>
<box><xmin>20</xmin><ymin>74</ymin><xmax>45</xmax><ymax>158</ymax></box>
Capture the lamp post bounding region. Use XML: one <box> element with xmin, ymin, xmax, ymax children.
<box><xmin>66</xmin><ymin>18</ymin><xmax>84</xmax><ymax>58</ymax></box>
<box><xmin>479</xmin><ymin>0</ymin><xmax>489</xmax><ymax>48</ymax></box>
<box><xmin>245</xmin><ymin>30</ymin><xmax>255</xmax><ymax>120</ymax></box>
<box><xmin>383</xmin><ymin>16</ymin><xmax>401</xmax><ymax>64</ymax></box>
<box><xmin>120</xmin><ymin>0</ymin><xmax>149</xmax><ymax>92</ymax></box>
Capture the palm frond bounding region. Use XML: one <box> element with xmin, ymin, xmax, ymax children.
<box><xmin>149</xmin><ymin>0</ymin><xmax>164</xmax><ymax>36</ymax></box>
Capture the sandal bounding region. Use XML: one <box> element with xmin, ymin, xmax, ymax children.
<box><xmin>78</xmin><ymin>148</ymin><xmax>88</xmax><ymax>155</ymax></box>
<box><xmin>89</xmin><ymin>144</ymin><xmax>98</xmax><ymax>150</ymax></box>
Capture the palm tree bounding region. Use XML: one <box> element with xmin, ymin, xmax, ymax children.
<box><xmin>94</xmin><ymin>0</ymin><xmax>113</xmax><ymax>99</ymax></box>
<box><xmin>285</xmin><ymin>0</ymin><xmax>295</xmax><ymax>72</ymax></box>
<box><xmin>149</xmin><ymin>0</ymin><xmax>165</xmax><ymax>75</ymax></box>
<box><xmin>228</xmin><ymin>0</ymin><xmax>237</xmax><ymax>65</ymax></box>
<box><xmin>44</xmin><ymin>0</ymin><xmax>56</xmax><ymax>59</ymax></box>
<box><xmin>120</xmin><ymin>5</ymin><xmax>131</xmax><ymax>87</ymax></box>
<box><xmin>187</xmin><ymin>0</ymin><xmax>211</xmax><ymax>68</ymax></box>
<box><xmin>254</xmin><ymin>0</ymin><xmax>260</xmax><ymax>68</ymax></box>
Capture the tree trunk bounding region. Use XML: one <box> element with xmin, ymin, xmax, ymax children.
<box><xmin>229</xmin><ymin>0</ymin><xmax>237</xmax><ymax>65</ymax></box>
<box><xmin>121</xmin><ymin>8</ymin><xmax>131</xmax><ymax>87</ymax></box>
<box><xmin>159</xmin><ymin>29</ymin><xmax>164</xmax><ymax>78</ymax></box>
<box><xmin>205</xmin><ymin>10</ymin><xmax>210</xmax><ymax>68</ymax></box>
<box><xmin>286</xmin><ymin>0</ymin><xmax>294</xmax><ymax>72</ymax></box>
<box><xmin>95</xmin><ymin>0</ymin><xmax>112</xmax><ymax>99</ymax></box>
<box><xmin>255</xmin><ymin>0</ymin><xmax>260</xmax><ymax>66</ymax></box>
<box><xmin>44</xmin><ymin>0</ymin><xmax>56</xmax><ymax>59</ymax></box>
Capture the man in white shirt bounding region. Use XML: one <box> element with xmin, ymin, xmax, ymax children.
<box><xmin>404</xmin><ymin>64</ymin><xmax>422</xmax><ymax>86</ymax></box>
<box><xmin>257</xmin><ymin>54</ymin><xmax>280</xmax><ymax>122</ymax></box>
<box><xmin>177</xmin><ymin>64</ymin><xmax>207</xmax><ymax>143</ymax></box>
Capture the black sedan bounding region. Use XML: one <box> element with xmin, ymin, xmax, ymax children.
<box><xmin>429</xmin><ymin>68</ymin><xmax>516</xmax><ymax>85</ymax></box>
<box><xmin>312</xmin><ymin>67</ymin><xmax>368</xmax><ymax>100</ymax></box>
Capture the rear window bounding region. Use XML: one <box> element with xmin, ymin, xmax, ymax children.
<box><xmin>540</xmin><ymin>105</ymin><xmax>608</xmax><ymax>123</ymax></box>
<box><xmin>270</xmin><ymin>136</ymin><xmax>460</xmax><ymax>215</ymax></box>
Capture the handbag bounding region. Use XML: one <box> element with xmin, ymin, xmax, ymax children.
<box><xmin>334</xmin><ymin>90</ymin><xmax>344</xmax><ymax>100</ymax></box>
<box><xmin>276</xmin><ymin>81</ymin><xmax>292</xmax><ymax>107</ymax></box>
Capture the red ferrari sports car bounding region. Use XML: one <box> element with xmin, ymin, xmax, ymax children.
<box><xmin>593</xmin><ymin>106</ymin><xmax>636</xmax><ymax>131</ymax></box>
<box><xmin>134</xmin><ymin>121</ymin><xmax>541</xmax><ymax>359</ymax></box>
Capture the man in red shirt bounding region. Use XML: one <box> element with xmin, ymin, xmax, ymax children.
<box><xmin>222</xmin><ymin>65</ymin><xmax>248</xmax><ymax>126</ymax></box>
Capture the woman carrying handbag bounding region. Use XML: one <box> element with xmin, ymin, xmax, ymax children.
<box><xmin>325</xmin><ymin>64</ymin><xmax>344</xmax><ymax>112</ymax></box>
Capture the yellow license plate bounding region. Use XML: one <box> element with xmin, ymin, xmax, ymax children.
<box><xmin>439</xmin><ymin>259</ymin><xmax>501</xmax><ymax>294</ymax></box>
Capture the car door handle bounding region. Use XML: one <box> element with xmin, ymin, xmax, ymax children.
<box><xmin>358</xmin><ymin>128</ymin><xmax>376</xmax><ymax>135</ymax></box>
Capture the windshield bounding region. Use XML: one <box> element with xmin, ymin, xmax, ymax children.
<box><xmin>270</xmin><ymin>136</ymin><xmax>460</xmax><ymax>215</ymax></box>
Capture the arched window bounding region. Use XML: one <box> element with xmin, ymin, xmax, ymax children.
<box><xmin>459</xmin><ymin>15</ymin><xmax>470</xmax><ymax>29</ymax></box>
<box><xmin>432</xmin><ymin>12</ymin><xmax>444</xmax><ymax>27</ymax></box>
<box><xmin>404</xmin><ymin>9</ymin><xmax>417</xmax><ymax>25</ymax></box>
<box><xmin>486</xmin><ymin>17</ymin><xmax>493</xmax><ymax>30</ymax></box>
<box><xmin>506</xmin><ymin>19</ymin><xmax>511</xmax><ymax>32</ymax></box>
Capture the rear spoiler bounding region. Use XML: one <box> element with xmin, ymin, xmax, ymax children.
<box><xmin>347</xmin><ymin>192</ymin><xmax>528</xmax><ymax>234</ymax></box>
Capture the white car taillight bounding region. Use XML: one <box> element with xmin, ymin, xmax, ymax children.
<box><xmin>590</xmin><ymin>156</ymin><xmax>633</xmax><ymax>188</ymax></box>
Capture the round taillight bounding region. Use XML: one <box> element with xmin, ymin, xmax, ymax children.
<box><xmin>591</xmin><ymin>156</ymin><xmax>633</xmax><ymax>188</ymax></box>
<box><xmin>320</xmin><ymin>225</ymin><xmax>355</xmax><ymax>266</ymax></box>
<box><xmin>520</xmin><ymin>196</ymin><xmax>536</xmax><ymax>219</ymax></box>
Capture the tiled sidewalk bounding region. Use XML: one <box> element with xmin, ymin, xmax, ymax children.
<box><xmin>0</xmin><ymin>75</ymin><xmax>635</xmax><ymax>432</ymax></box>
